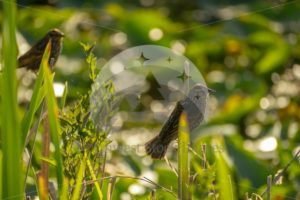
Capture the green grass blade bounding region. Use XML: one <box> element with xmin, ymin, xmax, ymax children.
<box><xmin>107</xmin><ymin>177</ymin><xmax>116</xmax><ymax>200</ymax></box>
<box><xmin>178</xmin><ymin>112</ymin><xmax>190</xmax><ymax>200</ymax></box>
<box><xmin>214</xmin><ymin>138</ymin><xmax>236</xmax><ymax>200</ymax></box>
<box><xmin>0</xmin><ymin>151</ymin><xmax>2</xmax><ymax>198</ymax></box>
<box><xmin>60</xmin><ymin>81</ymin><xmax>68</xmax><ymax>109</ymax></box>
<box><xmin>21</xmin><ymin>60</ymin><xmax>45</xmax><ymax>147</ymax></box>
<box><xmin>60</xmin><ymin>178</ymin><xmax>69</xmax><ymax>200</ymax></box>
<box><xmin>1</xmin><ymin>0</ymin><xmax>23</xmax><ymax>198</ymax></box>
<box><xmin>71</xmin><ymin>153</ymin><xmax>87</xmax><ymax>200</ymax></box>
<box><xmin>87</xmin><ymin>158</ymin><xmax>103</xmax><ymax>200</ymax></box>
<box><xmin>42</xmin><ymin>41</ymin><xmax>64</xmax><ymax>192</ymax></box>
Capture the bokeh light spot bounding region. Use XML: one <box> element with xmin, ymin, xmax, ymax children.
<box><xmin>128</xmin><ymin>184</ymin><xmax>146</xmax><ymax>195</ymax></box>
<box><xmin>53</xmin><ymin>82</ymin><xmax>65</xmax><ymax>97</ymax></box>
<box><xmin>260</xmin><ymin>97</ymin><xmax>270</xmax><ymax>109</ymax></box>
<box><xmin>149</xmin><ymin>28</ymin><xmax>163</xmax><ymax>41</ymax></box>
<box><xmin>258</xmin><ymin>137</ymin><xmax>277</xmax><ymax>152</ymax></box>
<box><xmin>110</xmin><ymin>32</ymin><xmax>127</xmax><ymax>46</ymax></box>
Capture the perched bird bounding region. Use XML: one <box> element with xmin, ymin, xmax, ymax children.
<box><xmin>18</xmin><ymin>28</ymin><xmax>64</xmax><ymax>71</ymax></box>
<box><xmin>145</xmin><ymin>83</ymin><xmax>213</xmax><ymax>159</ymax></box>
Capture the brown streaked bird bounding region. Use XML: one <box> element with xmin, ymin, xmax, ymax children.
<box><xmin>145</xmin><ymin>83</ymin><xmax>214</xmax><ymax>159</ymax></box>
<box><xmin>18</xmin><ymin>28</ymin><xmax>64</xmax><ymax>71</ymax></box>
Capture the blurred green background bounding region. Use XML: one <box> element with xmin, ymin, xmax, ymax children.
<box><xmin>4</xmin><ymin>0</ymin><xmax>300</xmax><ymax>199</ymax></box>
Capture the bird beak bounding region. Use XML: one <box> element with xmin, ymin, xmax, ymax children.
<box><xmin>207</xmin><ymin>87</ymin><xmax>215</xmax><ymax>94</ymax></box>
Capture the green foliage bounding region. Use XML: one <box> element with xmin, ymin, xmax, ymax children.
<box><xmin>60</xmin><ymin>43</ymin><xmax>114</xmax><ymax>198</ymax></box>
<box><xmin>1</xmin><ymin>0</ymin><xmax>23</xmax><ymax>198</ymax></box>
<box><xmin>80</xmin><ymin>42</ymin><xmax>98</xmax><ymax>81</ymax></box>
<box><xmin>225</xmin><ymin>135</ymin><xmax>270</xmax><ymax>188</ymax></box>
<box><xmin>190</xmin><ymin>142</ymin><xmax>217</xmax><ymax>199</ymax></box>
<box><xmin>1</xmin><ymin>1</ymin><xmax>300</xmax><ymax>199</ymax></box>
<box><xmin>60</xmin><ymin>93</ymin><xmax>109</xmax><ymax>184</ymax></box>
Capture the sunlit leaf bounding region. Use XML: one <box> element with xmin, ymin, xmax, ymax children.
<box><xmin>178</xmin><ymin>112</ymin><xmax>190</xmax><ymax>200</ymax></box>
<box><xmin>42</xmin><ymin>40</ymin><xmax>64</xmax><ymax>192</ymax></box>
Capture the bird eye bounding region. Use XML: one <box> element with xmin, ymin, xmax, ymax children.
<box><xmin>195</xmin><ymin>91</ymin><xmax>206</xmax><ymax>99</ymax></box>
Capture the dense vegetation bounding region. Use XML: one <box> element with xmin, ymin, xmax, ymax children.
<box><xmin>1</xmin><ymin>0</ymin><xmax>300</xmax><ymax>199</ymax></box>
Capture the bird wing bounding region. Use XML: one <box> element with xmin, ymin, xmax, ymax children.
<box><xmin>186</xmin><ymin>100</ymin><xmax>204</xmax><ymax>130</ymax></box>
<box><xmin>18</xmin><ymin>36</ymin><xmax>49</xmax><ymax>69</ymax></box>
<box><xmin>18</xmin><ymin>49</ymin><xmax>43</xmax><ymax>69</ymax></box>
<box><xmin>157</xmin><ymin>102</ymin><xmax>183</xmax><ymax>144</ymax></box>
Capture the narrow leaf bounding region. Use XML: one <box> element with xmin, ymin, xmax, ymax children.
<box><xmin>21</xmin><ymin>57</ymin><xmax>45</xmax><ymax>147</ymax></box>
<box><xmin>60</xmin><ymin>178</ymin><xmax>69</xmax><ymax>200</ymax></box>
<box><xmin>42</xmin><ymin>40</ymin><xmax>64</xmax><ymax>192</ymax></box>
<box><xmin>87</xmin><ymin>159</ymin><xmax>103</xmax><ymax>200</ymax></box>
<box><xmin>215</xmin><ymin>137</ymin><xmax>236</xmax><ymax>200</ymax></box>
<box><xmin>71</xmin><ymin>154</ymin><xmax>87</xmax><ymax>200</ymax></box>
<box><xmin>178</xmin><ymin>112</ymin><xmax>190</xmax><ymax>200</ymax></box>
<box><xmin>60</xmin><ymin>81</ymin><xmax>68</xmax><ymax>109</ymax></box>
<box><xmin>107</xmin><ymin>177</ymin><xmax>116</xmax><ymax>200</ymax></box>
<box><xmin>1</xmin><ymin>0</ymin><xmax>23</xmax><ymax>198</ymax></box>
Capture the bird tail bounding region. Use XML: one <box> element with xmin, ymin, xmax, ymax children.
<box><xmin>145</xmin><ymin>136</ymin><xmax>169</xmax><ymax>159</ymax></box>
